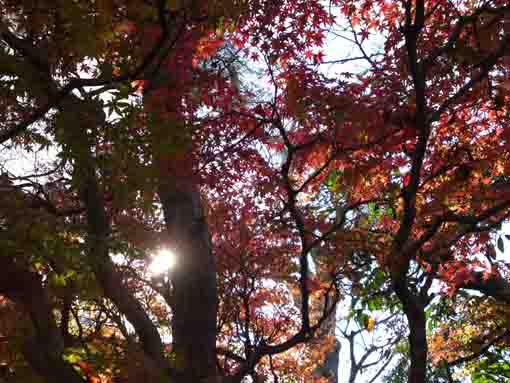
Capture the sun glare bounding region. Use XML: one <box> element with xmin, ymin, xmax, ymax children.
<box><xmin>148</xmin><ymin>249</ymin><xmax>176</xmax><ymax>275</ymax></box>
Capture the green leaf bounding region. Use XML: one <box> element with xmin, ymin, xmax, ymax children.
<box><xmin>50</xmin><ymin>273</ymin><xmax>67</xmax><ymax>287</ymax></box>
<box><xmin>367</xmin><ymin>296</ymin><xmax>382</xmax><ymax>311</ymax></box>
<box><xmin>325</xmin><ymin>169</ymin><xmax>339</xmax><ymax>189</ymax></box>
<box><xmin>63</xmin><ymin>347</ymin><xmax>86</xmax><ymax>364</ymax></box>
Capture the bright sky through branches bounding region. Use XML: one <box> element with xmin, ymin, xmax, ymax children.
<box><xmin>148</xmin><ymin>249</ymin><xmax>176</xmax><ymax>275</ymax></box>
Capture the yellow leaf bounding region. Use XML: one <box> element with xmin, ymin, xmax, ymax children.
<box><xmin>366</xmin><ymin>316</ymin><xmax>375</xmax><ymax>332</ymax></box>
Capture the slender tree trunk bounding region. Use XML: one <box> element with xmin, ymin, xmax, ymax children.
<box><xmin>393</xmin><ymin>277</ymin><xmax>427</xmax><ymax>383</ymax></box>
<box><xmin>316</xmin><ymin>307</ymin><xmax>339</xmax><ymax>383</ymax></box>
<box><xmin>63</xmin><ymin>98</ymin><xmax>169</xmax><ymax>370</ymax></box>
<box><xmin>405</xmin><ymin>302</ymin><xmax>427</xmax><ymax>383</ymax></box>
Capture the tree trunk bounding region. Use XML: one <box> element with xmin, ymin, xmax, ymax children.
<box><xmin>159</xmin><ymin>179</ymin><xmax>217</xmax><ymax>383</ymax></box>
<box><xmin>0</xmin><ymin>257</ymin><xmax>85</xmax><ymax>383</ymax></box>
<box><xmin>393</xmin><ymin>277</ymin><xmax>427</xmax><ymax>383</ymax></box>
<box><xmin>61</xmin><ymin>98</ymin><xmax>169</xmax><ymax>372</ymax></box>
<box><xmin>405</xmin><ymin>303</ymin><xmax>427</xmax><ymax>383</ymax></box>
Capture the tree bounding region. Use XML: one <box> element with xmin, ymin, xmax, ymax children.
<box><xmin>1</xmin><ymin>1</ymin><xmax>510</xmax><ymax>383</ymax></box>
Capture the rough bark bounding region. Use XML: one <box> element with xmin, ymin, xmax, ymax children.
<box><xmin>0</xmin><ymin>257</ymin><xmax>85</xmax><ymax>383</ymax></box>
<box><xmin>322</xmin><ymin>339</ymin><xmax>340</xmax><ymax>383</ymax></box>
<box><xmin>405</xmin><ymin>304</ymin><xmax>427</xmax><ymax>383</ymax></box>
<box><xmin>314</xmin><ymin>303</ymin><xmax>339</xmax><ymax>383</ymax></box>
<box><xmin>393</xmin><ymin>277</ymin><xmax>427</xmax><ymax>383</ymax></box>
<box><xmin>158</xmin><ymin>178</ymin><xmax>217</xmax><ymax>383</ymax></box>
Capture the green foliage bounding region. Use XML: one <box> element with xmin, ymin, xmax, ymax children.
<box><xmin>471</xmin><ymin>354</ymin><xmax>510</xmax><ymax>383</ymax></box>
